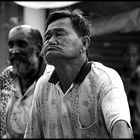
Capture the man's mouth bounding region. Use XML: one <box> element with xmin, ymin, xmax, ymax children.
<box><xmin>46</xmin><ymin>45</ymin><xmax>60</xmax><ymax>52</ymax></box>
<box><xmin>11</xmin><ymin>59</ymin><xmax>22</xmax><ymax>65</ymax></box>
<box><xmin>9</xmin><ymin>55</ymin><xmax>27</xmax><ymax>65</ymax></box>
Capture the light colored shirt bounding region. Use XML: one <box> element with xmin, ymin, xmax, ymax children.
<box><xmin>0</xmin><ymin>64</ymin><xmax>54</xmax><ymax>138</ymax></box>
<box><xmin>6</xmin><ymin>79</ymin><xmax>36</xmax><ymax>138</ymax></box>
<box><xmin>0</xmin><ymin>66</ymin><xmax>15</xmax><ymax>137</ymax></box>
<box><xmin>0</xmin><ymin>66</ymin><xmax>36</xmax><ymax>138</ymax></box>
<box><xmin>24</xmin><ymin>61</ymin><xmax>132</xmax><ymax>138</ymax></box>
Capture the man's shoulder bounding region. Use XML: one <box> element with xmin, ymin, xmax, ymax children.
<box><xmin>0</xmin><ymin>66</ymin><xmax>14</xmax><ymax>79</ymax></box>
<box><xmin>1</xmin><ymin>66</ymin><xmax>13</xmax><ymax>74</ymax></box>
<box><xmin>0</xmin><ymin>66</ymin><xmax>17</xmax><ymax>85</ymax></box>
<box><xmin>90</xmin><ymin>61</ymin><xmax>121</xmax><ymax>81</ymax></box>
<box><xmin>91</xmin><ymin>61</ymin><xmax>117</xmax><ymax>73</ymax></box>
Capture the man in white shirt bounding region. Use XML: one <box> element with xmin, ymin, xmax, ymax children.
<box><xmin>24</xmin><ymin>9</ymin><xmax>133</xmax><ymax>138</ymax></box>
<box><xmin>0</xmin><ymin>25</ymin><xmax>48</xmax><ymax>138</ymax></box>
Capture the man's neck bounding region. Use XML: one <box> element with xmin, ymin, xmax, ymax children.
<box><xmin>54</xmin><ymin>59</ymin><xmax>86</xmax><ymax>93</ymax></box>
<box><xmin>19</xmin><ymin>75</ymin><xmax>35</xmax><ymax>95</ymax></box>
<box><xmin>18</xmin><ymin>56</ymin><xmax>46</xmax><ymax>94</ymax></box>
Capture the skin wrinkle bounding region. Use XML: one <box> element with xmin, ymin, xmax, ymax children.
<box><xmin>0</xmin><ymin>24</ymin><xmax>46</xmax><ymax>138</ymax></box>
<box><xmin>24</xmin><ymin>9</ymin><xmax>133</xmax><ymax>139</ymax></box>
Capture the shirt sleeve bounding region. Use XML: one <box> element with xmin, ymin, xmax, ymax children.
<box><xmin>100</xmin><ymin>68</ymin><xmax>132</xmax><ymax>134</ymax></box>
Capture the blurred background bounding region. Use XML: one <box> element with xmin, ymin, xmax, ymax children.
<box><xmin>1</xmin><ymin>1</ymin><xmax>140</xmax><ymax>138</ymax></box>
<box><xmin>1</xmin><ymin>1</ymin><xmax>140</xmax><ymax>73</ymax></box>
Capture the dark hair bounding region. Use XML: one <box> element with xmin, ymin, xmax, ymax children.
<box><xmin>45</xmin><ymin>9</ymin><xmax>92</xmax><ymax>38</ymax></box>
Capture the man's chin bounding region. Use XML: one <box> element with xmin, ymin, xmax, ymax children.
<box><xmin>45</xmin><ymin>53</ymin><xmax>58</xmax><ymax>64</ymax></box>
<box><xmin>12</xmin><ymin>63</ymin><xmax>24</xmax><ymax>75</ymax></box>
<box><xmin>45</xmin><ymin>51</ymin><xmax>63</xmax><ymax>59</ymax></box>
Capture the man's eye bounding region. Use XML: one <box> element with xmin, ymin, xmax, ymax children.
<box><xmin>45</xmin><ymin>35</ymin><xmax>51</xmax><ymax>41</ymax></box>
<box><xmin>56</xmin><ymin>32</ymin><xmax>64</xmax><ymax>37</ymax></box>
<box><xmin>45</xmin><ymin>37</ymin><xmax>50</xmax><ymax>41</ymax></box>
<box><xmin>17</xmin><ymin>41</ymin><xmax>27</xmax><ymax>48</ymax></box>
<box><xmin>8</xmin><ymin>41</ymin><xmax>14</xmax><ymax>48</ymax></box>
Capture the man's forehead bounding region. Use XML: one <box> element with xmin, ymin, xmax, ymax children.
<box><xmin>47</xmin><ymin>17</ymin><xmax>72</xmax><ymax>30</ymax></box>
<box><xmin>45</xmin><ymin>18</ymin><xmax>74</xmax><ymax>37</ymax></box>
<box><xmin>11</xmin><ymin>25</ymin><xmax>33</xmax><ymax>31</ymax></box>
<box><xmin>9</xmin><ymin>27</ymin><xmax>33</xmax><ymax>40</ymax></box>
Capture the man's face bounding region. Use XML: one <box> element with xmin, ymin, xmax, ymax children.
<box><xmin>8</xmin><ymin>27</ymin><xmax>39</xmax><ymax>76</ymax></box>
<box><xmin>123</xmin><ymin>45</ymin><xmax>140</xmax><ymax>69</ymax></box>
<box><xmin>43</xmin><ymin>17</ymin><xmax>83</xmax><ymax>63</ymax></box>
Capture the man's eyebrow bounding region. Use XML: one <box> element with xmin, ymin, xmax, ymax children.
<box><xmin>45</xmin><ymin>28</ymin><xmax>66</xmax><ymax>36</ymax></box>
<box><xmin>17</xmin><ymin>39</ymin><xmax>28</xmax><ymax>43</ymax></box>
<box><xmin>8</xmin><ymin>39</ymin><xmax>27</xmax><ymax>43</ymax></box>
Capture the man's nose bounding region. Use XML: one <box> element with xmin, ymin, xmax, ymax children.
<box><xmin>11</xmin><ymin>46</ymin><xmax>20</xmax><ymax>54</ymax></box>
<box><xmin>48</xmin><ymin>36</ymin><xmax>57</xmax><ymax>45</ymax></box>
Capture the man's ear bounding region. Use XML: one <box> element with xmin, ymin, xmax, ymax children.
<box><xmin>81</xmin><ymin>36</ymin><xmax>90</xmax><ymax>52</ymax></box>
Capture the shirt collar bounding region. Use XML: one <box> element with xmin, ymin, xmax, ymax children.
<box><xmin>49</xmin><ymin>60</ymin><xmax>92</xmax><ymax>84</ymax></box>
